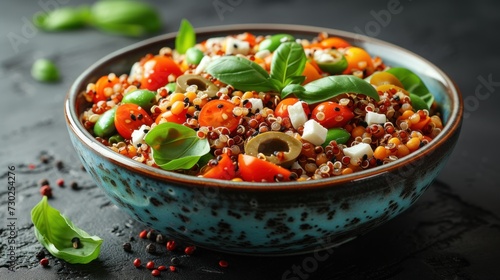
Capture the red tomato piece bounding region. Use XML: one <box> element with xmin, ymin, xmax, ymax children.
<box><xmin>238</xmin><ymin>154</ymin><xmax>292</xmax><ymax>182</ymax></box>
<box><xmin>274</xmin><ymin>98</ymin><xmax>310</xmax><ymax>119</ymax></box>
<box><xmin>311</xmin><ymin>101</ymin><xmax>354</xmax><ymax>129</ymax></box>
<box><xmin>114</xmin><ymin>104</ymin><xmax>153</xmax><ymax>139</ymax></box>
<box><xmin>198</xmin><ymin>100</ymin><xmax>241</xmax><ymax>132</ymax></box>
<box><xmin>155</xmin><ymin>109</ymin><xmax>188</xmax><ymax>125</ymax></box>
<box><xmin>140</xmin><ymin>55</ymin><xmax>183</xmax><ymax>91</ymax></box>
<box><xmin>94</xmin><ymin>75</ymin><xmax>120</xmax><ymax>103</ymax></box>
<box><xmin>200</xmin><ymin>154</ymin><xmax>236</xmax><ymax>180</ymax></box>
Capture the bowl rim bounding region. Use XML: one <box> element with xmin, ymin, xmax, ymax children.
<box><xmin>65</xmin><ymin>23</ymin><xmax>463</xmax><ymax>191</ymax></box>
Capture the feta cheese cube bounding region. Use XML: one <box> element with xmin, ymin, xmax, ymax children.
<box><xmin>195</xmin><ymin>55</ymin><xmax>219</xmax><ymax>75</ymax></box>
<box><xmin>365</xmin><ymin>111</ymin><xmax>387</xmax><ymax>125</ymax></box>
<box><xmin>288</xmin><ymin>101</ymin><xmax>308</xmax><ymax>129</ymax></box>
<box><xmin>302</xmin><ymin>119</ymin><xmax>327</xmax><ymax>146</ymax></box>
<box><xmin>342</xmin><ymin>143</ymin><xmax>374</xmax><ymax>165</ymax></box>
<box><xmin>248</xmin><ymin>98</ymin><xmax>263</xmax><ymax>113</ymax></box>
<box><xmin>131</xmin><ymin>124</ymin><xmax>150</xmax><ymax>148</ymax></box>
<box><xmin>225</xmin><ymin>37</ymin><xmax>250</xmax><ymax>55</ymax></box>
<box><xmin>255</xmin><ymin>49</ymin><xmax>271</xmax><ymax>59</ymax></box>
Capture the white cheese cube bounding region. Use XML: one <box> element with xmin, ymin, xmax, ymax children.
<box><xmin>302</xmin><ymin>119</ymin><xmax>327</xmax><ymax>146</ymax></box>
<box><xmin>225</xmin><ymin>37</ymin><xmax>250</xmax><ymax>55</ymax></box>
<box><xmin>205</xmin><ymin>37</ymin><xmax>225</xmax><ymax>49</ymax></box>
<box><xmin>195</xmin><ymin>55</ymin><xmax>219</xmax><ymax>75</ymax></box>
<box><xmin>365</xmin><ymin>111</ymin><xmax>387</xmax><ymax>125</ymax></box>
<box><xmin>255</xmin><ymin>49</ymin><xmax>271</xmax><ymax>59</ymax></box>
<box><xmin>131</xmin><ymin>124</ymin><xmax>151</xmax><ymax>148</ymax></box>
<box><xmin>288</xmin><ymin>101</ymin><xmax>308</xmax><ymax>129</ymax></box>
<box><xmin>248</xmin><ymin>98</ymin><xmax>263</xmax><ymax>113</ymax></box>
<box><xmin>342</xmin><ymin>143</ymin><xmax>374</xmax><ymax>165</ymax></box>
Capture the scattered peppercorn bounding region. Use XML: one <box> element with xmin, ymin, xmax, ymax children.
<box><xmin>123</xmin><ymin>242</ymin><xmax>132</xmax><ymax>252</ymax></box>
<box><xmin>36</xmin><ymin>250</ymin><xmax>46</xmax><ymax>260</ymax></box>
<box><xmin>139</xmin><ymin>230</ymin><xmax>148</xmax><ymax>239</ymax></box>
<box><xmin>55</xmin><ymin>160</ymin><xmax>64</xmax><ymax>170</ymax></box>
<box><xmin>40</xmin><ymin>258</ymin><xmax>49</xmax><ymax>267</ymax></box>
<box><xmin>169</xmin><ymin>265</ymin><xmax>177</xmax><ymax>272</ymax></box>
<box><xmin>146</xmin><ymin>243</ymin><xmax>156</xmax><ymax>254</ymax></box>
<box><xmin>155</xmin><ymin>233</ymin><xmax>165</xmax><ymax>244</ymax></box>
<box><xmin>219</xmin><ymin>260</ymin><xmax>229</xmax><ymax>268</ymax></box>
<box><xmin>71</xmin><ymin>237</ymin><xmax>81</xmax><ymax>249</ymax></box>
<box><xmin>146</xmin><ymin>261</ymin><xmax>155</xmax><ymax>270</ymax></box>
<box><xmin>184</xmin><ymin>245</ymin><xmax>196</xmax><ymax>255</ymax></box>
<box><xmin>157</xmin><ymin>265</ymin><xmax>167</xmax><ymax>271</ymax></box>
<box><xmin>56</xmin><ymin>178</ymin><xmax>64</xmax><ymax>187</ymax></box>
<box><xmin>151</xmin><ymin>269</ymin><xmax>161</xmax><ymax>277</ymax></box>
<box><xmin>170</xmin><ymin>256</ymin><xmax>180</xmax><ymax>266</ymax></box>
<box><xmin>166</xmin><ymin>240</ymin><xmax>176</xmax><ymax>251</ymax></box>
<box><xmin>39</xmin><ymin>155</ymin><xmax>50</xmax><ymax>164</ymax></box>
<box><xmin>147</xmin><ymin>230</ymin><xmax>158</xmax><ymax>241</ymax></box>
<box><xmin>39</xmin><ymin>178</ymin><xmax>50</xmax><ymax>186</ymax></box>
<box><xmin>29</xmin><ymin>164</ymin><xmax>36</xmax><ymax>170</ymax></box>
<box><xmin>133</xmin><ymin>258</ymin><xmax>141</xmax><ymax>268</ymax></box>
<box><xmin>70</xmin><ymin>181</ymin><xmax>79</xmax><ymax>190</ymax></box>
<box><xmin>40</xmin><ymin>185</ymin><xmax>52</xmax><ymax>198</ymax></box>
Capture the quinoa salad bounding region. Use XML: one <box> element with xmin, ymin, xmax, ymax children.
<box><xmin>81</xmin><ymin>23</ymin><xmax>443</xmax><ymax>183</ymax></box>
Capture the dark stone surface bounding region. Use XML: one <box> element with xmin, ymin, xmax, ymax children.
<box><xmin>1</xmin><ymin>0</ymin><xmax>499</xmax><ymax>279</ymax></box>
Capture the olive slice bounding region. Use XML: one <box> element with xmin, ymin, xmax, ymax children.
<box><xmin>244</xmin><ymin>131</ymin><xmax>302</xmax><ymax>168</ymax></box>
<box><xmin>175</xmin><ymin>74</ymin><xmax>218</xmax><ymax>97</ymax></box>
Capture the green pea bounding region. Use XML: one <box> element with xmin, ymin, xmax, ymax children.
<box><xmin>185</xmin><ymin>47</ymin><xmax>204</xmax><ymax>65</ymax></box>
<box><xmin>323</xmin><ymin>128</ymin><xmax>350</xmax><ymax>147</ymax></box>
<box><xmin>121</xmin><ymin>89</ymin><xmax>156</xmax><ymax>111</ymax></box>
<box><xmin>31</xmin><ymin>59</ymin><xmax>60</xmax><ymax>82</ymax></box>
<box><xmin>93</xmin><ymin>107</ymin><xmax>117</xmax><ymax>138</ymax></box>
<box><xmin>258</xmin><ymin>34</ymin><xmax>295</xmax><ymax>52</ymax></box>
<box><xmin>165</xmin><ymin>82</ymin><xmax>177</xmax><ymax>94</ymax></box>
<box><xmin>108</xmin><ymin>134</ymin><xmax>125</xmax><ymax>144</ymax></box>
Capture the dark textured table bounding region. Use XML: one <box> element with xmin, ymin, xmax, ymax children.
<box><xmin>2</xmin><ymin>0</ymin><xmax>500</xmax><ymax>279</ymax></box>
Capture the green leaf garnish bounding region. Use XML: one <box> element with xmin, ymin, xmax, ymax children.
<box><xmin>386</xmin><ymin>67</ymin><xmax>434</xmax><ymax>110</ymax></box>
<box><xmin>144</xmin><ymin>122</ymin><xmax>210</xmax><ymax>171</ymax></box>
<box><xmin>206</xmin><ymin>56</ymin><xmax>278</xmax><ymax>92</ymax></box>
<box><xmin>31</xmin><ymin>196</ymin><xmax>103</xmax><ymax>264</ymax></box>
<box><xmin>33</xmin><ymin>6</ymin><xmax>90</xmax><ymax>31</ymax></box>
<box><xmin>175</xmin><ymin>18</ymin><xmax>196</xmax><ymax>54</ymax></box>
<box><xmin>270</xmin><ymin>42</ymin><xmax>307</xmax><ymax>89</ymax></box>
<box><xmin>282</xmin><ymin>75</ymin><xmax>380</xmax><ymax>104</ymax></box>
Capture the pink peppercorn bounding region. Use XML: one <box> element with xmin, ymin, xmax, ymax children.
<box><xmin>40</xmin><ymin>185</ymin><xmax>52</xmax><ymax>198</ymax></box>
<box><xmin>133</xmin><ymin>258</ymin><xmax>141</xmax><ymax>268</ymax></box>
<box><xmin>219</xmin><ymin>260</ymin><xmax>229</xmax><ymax>268</ymax></box>
<box><xmin>151</xmin><ymin>269</ymin><xmax>161</xmax><ymax>277</ymax></box>
<box><xmin>56</xmin><ymin>178</ymin><xmax>64</xmax><ymax>187</ymax></box>
<box><xmin>139</xmin><ymin>230</ymin><xmax>148</xmax><ymax>239</ymax></box>
<box><xmin>166</xmin><ymin>240</ymin><xmax>176</xmax><ymax>251</ymax></box>
<box><xmin>157</xmin><ymin>265</ymin><xmax>167</xmax><ymax>271</ymax></box>
<box><xmin>40</xmin><ymin>258</ymin><xmax>49</xmax><ymax>267</ymax></box>
<box><xmin>146</xmin><ymin>261</ymin><xmax>155</xmax><ymax>270</ymax></box>
<box><xmin>184</xmin><ymin>245</ymin><xmax>196</xmax><ymax>255</ymax></box>
<box><xmin>169</xmin><ymin>265</ymin><xmax>177</xmax><ymax>272</ymax></box>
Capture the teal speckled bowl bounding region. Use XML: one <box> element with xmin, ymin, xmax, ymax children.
<box><xmin>65</xmin><ymin>24</ymin><xmax>463</xmax><ymax>255</ymax></box>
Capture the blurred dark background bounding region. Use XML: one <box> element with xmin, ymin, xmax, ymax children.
<box><xmin>1</xmin><ymin>0</ymin><xmax>500</xmax><ymax>279</ymax></box>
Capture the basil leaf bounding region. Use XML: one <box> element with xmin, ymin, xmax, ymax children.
<box><xmin>206</xmin><ymin>56</ymin><xmax>278</xmax><ymax>92</ymax></box>
<box><xmin>31</xmin><ymin>196</ymin><xmax>103</xmax><ymax>264</ymax></box>
<box><xmin>270</xmin><ymin>42</ymin><xmax>306</xmax><ymax>89</ymax></box>
<box><xmin>90</xmin><ymin>0</ymin><xmax>162</xmax><ymax>37</ymax></box>
<box><xmin>409</xmin><ymin>93</ymin><xmax>429</xmax><ymax>111</ymax></box>
<box><xmin>175</xmin><ymin>18</ymin><xmax>196</xmax><ymax>54</ymax></box>
<box><xmin>283</xmin><ymin>75</ymin><xmax>380</xmax><ymax>104</ymax></box>
<box><xmin>144</xmin><ymin>122</ymin><xmax>209</xmax><ymax>170</ymax></box>
<box><xmin>386</xmin><ymin>67</ymin><xmax>434</xmax><ymax>109</ymax></box>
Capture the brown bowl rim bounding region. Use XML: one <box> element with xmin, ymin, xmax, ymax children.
<box><xmin>65</xmin><ymin>23</ymin><xmax>463</xmax><ymax>192</ymax></box>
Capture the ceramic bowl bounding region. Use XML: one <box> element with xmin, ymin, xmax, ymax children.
<box><xmin>65</xmin><ymin>24</ymin><xmax>463</xmax><ymax>255</ymax></box>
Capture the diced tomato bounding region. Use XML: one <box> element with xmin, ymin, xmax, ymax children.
<box><xmin>140</xmin><ymin>55</ymin><xmax>183</xmax><ymax>91</ymax></box>
<box><xmin>200</xmin><ymin>154</ymin><xmax>236</xmax><ymax>180</ymax></box>
<box><xmin>238</xmin><ymin>154</ymin><xmax>292</xmax><ymax>182</ymax></box>
<box><xmin>114</xmin><ymin>103</ymin><xmax>153</xmax><ymax>139</ymax></box>
<box><xmin>155</xmin><ymin>109</ymin><xmax>188</xmax><ymax>125</ymax></box>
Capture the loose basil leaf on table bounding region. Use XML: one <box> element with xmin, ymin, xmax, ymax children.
<box><xmin>386</xmin><ymin>67</ymin><xmax>434</xmax><ymax>110</ymax></box>
<box><xmin>206</xmin><ymin>56</ymin><xmax>279</xmax><ymax>92</ymax></box>
<box><xmin>31</xmin><ymin>196</ymin><xmax>103</xmax><ymax>264</ymax></box>
<box><xmin>175</xmin><ymin>18</ymin><xmax>196</xmax><ymax>54</ymax></box>
<box><xmin>270</xmin><ymin>42</ymin><xmax>307</xmax><ymax>90</ymax></box>
<box><xmin>282</xmin><ymin>75</ymin><xmax>380</xmax><ymax>104</ymax></box>
<box><xmin>144</xmin><ymin>122</ymin><xmax>210</xmax><ymax>171</ymax></box>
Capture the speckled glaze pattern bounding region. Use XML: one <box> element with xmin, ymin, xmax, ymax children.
<box><xmin>65</xmin><ymin>24</ymin><xmax>463</xmax><ymax>255</ymax></box>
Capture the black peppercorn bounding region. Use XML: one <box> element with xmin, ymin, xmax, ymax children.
<box><xmin>123</xmin><ymin>242</ymin><xmax>132</xmax><ymax>252</ymax></box>
<box><xmin>170</xmin><ymin>256</ymin><xmax>180</xmax><ymax>266</ymax></box>
<box><xmin>146</xmin><ymin>243</ymin><xmax>156</xmax><ymax>254</ymax></box>
<box><xmin>36</xmin><ymin>250</ymin><xmax>46</xmax><ymax>260</ymax></box>
<box><xmin>156</xmin><ymin>234</ymin><xmax>165</xmax><ymax>244</ymax></box>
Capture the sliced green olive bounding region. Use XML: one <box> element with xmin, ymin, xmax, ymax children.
<box><xmin>93</xmin><ymin>107</ymin><xmax>117</xmax><ymax>138</ymax></box>
<box><xmin>108</xmin><ymin>134</ymin><xmax>125</xmax><ymax>144</ymax></box>
<box><xmin>316</xmin><ymin>50</ymin><xmax>348</xmax><ymax>74</ymax></box>
<box><xmin>323</xmin><ymin>128</ymin><xmax>350</xmax><ymax>147</ymax></box>
<box><xmin>244</xmin><ymin>131</ymin><xmax>302</xmax><ymax>168</ymax></box>
<box><xmin>259</xmin><ymin>34</ymin><xmax>295</xmax><ymax>52</ymax></box>
<box><xmin>175</xmin><ymin>74</ymin><xmax>218</xmax><ymax>97</ymax></box>
<box><xmin>121</xmin><ymin>89</ymin><xmax>156</xmax><ymax>111</ymax></box>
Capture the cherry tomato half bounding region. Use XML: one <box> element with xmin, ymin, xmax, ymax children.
<box><xmin>198</xmin><ymin>100</ymin><xmax>241</xmax><ymax>132</ymax></box>
<box><xmin>274</xmin><ymin>98</ymin><xmax>310</xmax><ymax>119</ymax></box>
<box><xmin>93</xmin><ymin>75</ymin><xmax>120</xmax><ymax>103</ymax></box>
<box><xmin>311</xmin><ymin>101</ymin><xmax>354</xmax><ymax>129</ymax></box>
<box><xmin>200</xmin><ymin>154</ymin><xmax>236</xmax><ymax>180</ymax></box>
<box><xmin>140</xmin><ymin>55</ymin><xmax>183</xmax><ymax>91</ymax></box>
<box><xmin>238</xmin><ymin>154</ymin><xmax>292</xmax><ymax>182</ymax></box>
<box><xmin>155</xmin><ymin>109</ymin><xmax>188</xmax><ymax>125</ymax></box>
<box><xmin>114</xmin><ymin>103</ymin><xmax>153</xmax><ymax>139</ymax></box>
